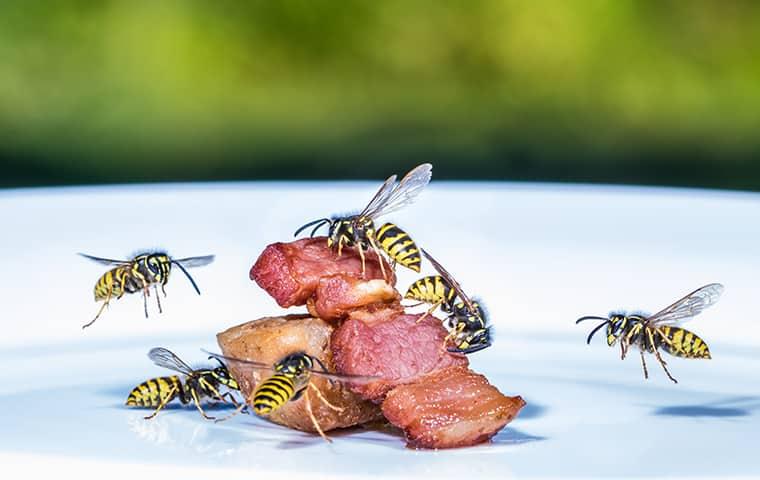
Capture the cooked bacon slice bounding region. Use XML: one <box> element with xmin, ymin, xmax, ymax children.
<box><xmin>217</xmin><ymin>315</ymin><xmax>383</xmax><ymax>433</ymax></box>
<box><xmin>250</xmin><ymin>237</ymin><xmax>395</xmax><ymax>308</ymax></box>
<box><xmin>331</xmin><ymin>308</ymin><xmax>469</xmax><ymax>402</ymax></box>
<box><xmin>382</xmin><ymin>366</ymin><xmax>525</xmax><ymax>449</ymax></box>
<box><xmin>307</xmin><ymin>274</ymin><xmax>401</xmax><ymax>321</ymax></box>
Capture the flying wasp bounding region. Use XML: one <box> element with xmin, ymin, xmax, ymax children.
<box><xmin>404</xmin><ymin>249</ymin><xmax>492</xmax><ymax>354</ymax></box>
<box><xmin>126</xmin><ymin>347</ymin><xmax>241</xmax><ymax>420</ymax></box>
<box><xmin>294</xmin><ymin>163</ymin><xmax>432</xmax><ymax>279</ymax></box>
<box><xmin>79</xmin><ymin>251</ymin><xmax>214</xmax><ymax>329</ymax></box>
<box><xmin>204</xmin><ymin>350</ymin><xmax>378</xmax><ymax>442</ymax></box>
<box><xmin>576</xmin><ymin>283</ymin><xmax>723</xmax><ymax>383</ymax></box>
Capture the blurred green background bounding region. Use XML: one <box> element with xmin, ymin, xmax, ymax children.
<box><xmin>2</xmin><ymin>1</ymin><xmax>760</xmax><ymax>189</ymax></box>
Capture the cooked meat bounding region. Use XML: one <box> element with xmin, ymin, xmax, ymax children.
<box><xmin>331</xmin><ymin>308</ymin><xmax>469</xmax><ymax>402</ymax></box>
<box><xmin>217</xmin><ymin>315</ymin><xmax>383</xmax><ymax>433</ymax></box>
<box><xmin>250</xmin><ymin>237</ymin><xmax>395</xmax><ymax>308</ymax></box>
<box><xmin>307</xmin><ymin>274</ymin><xmax>401</xmax><ymax>321</ymax></box>
<box><xmin>382</xmin><ymin>366</ymin><xmax>525</xmax><ymax>449</ymax></box>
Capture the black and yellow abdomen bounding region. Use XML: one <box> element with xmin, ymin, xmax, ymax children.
<box><xmin>376</xmin><ymin>223</ymin><xmax>421</xmax><ymax>272</ymax></box>
<box><xmin>126</xmin><ymin>375</ymin><xmax>183</xmax><ymax>407</ymax></box>
<box><xmin>405</xmin><ymin>275</ymin><xmax>456</xmax><ymax>306</ymax></box>
<box><xmin>94</xmin><ymin>266</ymin><xmax>131</xmax><ymax>301</ymax></box>
<box><xmin>252</xmin><ymin>374</ymin><xmax>296</xmax><ymax>415</ymax></box>
<box><xmin>660</xmin><ymin>326</ymin><xmax>711</xmax><ymax>359</ymax></box>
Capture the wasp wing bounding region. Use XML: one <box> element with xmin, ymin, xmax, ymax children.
<box><xmin>204</xmin><ymin>350</ymin><xmax>277</xmax><ymax>373</ymax></box>
<box><xmin>647</xmin><ymin>283</ymin><xmax>724</xmax><ymax>326</ymax></box>
<box><xmin>78</xmin><ymin>253</ymin><xmax>130</xmax><ymax>266</ymax></box>
<box><xmin>148</xmin><ymin>347</ymin><xmax>196</xmax><ymax>375</ymax></box>
<box><xmin>358</xmin><ymin>173</ymin><xmax>398</xmax><ymax>218</ymax></box>
<box><xmin>308</xmin><ymin>370</ymin><xmax>381</xmax><ymax>385</ymax></box>
<box><xmin>203</xmin><ymin>350</ymin><xmax>380</xmax><ymax>385</ymax></box>
<box><xmin>172</xmin><ymin>255</ymin><xmax>215</xmax><ymax>268</ymax></box>
<box><xmin>421</xmin><ymin>248</ymin><xmax>477</xmax><ymax>313</ymax></box>
<box><xmin>360</xmin><ymin>163</ymin><xmax>432</xmax><ymax>219</ymax></box>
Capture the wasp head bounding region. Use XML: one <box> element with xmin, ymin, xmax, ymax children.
<box><xmin>576</xmin><ymin>313</ymin><xmax>619</xmax><ymax>346</ymax></box>
<box><xmin>212</xmin><ymin>366</ymin><xmax>239</xmax><ymax>390</ymax></box>
<box><xmin>275</xmin><ymin>352</ymin><xmax>312</xmax><ymax>378</ymax></box>
<box><xmin>449</xmin><ymin>326</ymin><xmax>492</xmax><ymax>354</ymax></box>
<box><xmin>605</xmin><ymin>314</ymin><xmax>629</xmax><ymax>346</ymax></box>
<box><xmin>133</xmin><ymin>253</ymin><xmax>170</xmax><ymax>283</ymax></box>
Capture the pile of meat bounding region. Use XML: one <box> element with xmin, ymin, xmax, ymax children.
<box><xmin>218</xmin><ymin>237</ymin><xmax>524</xmax><ymax>449</ymax></box>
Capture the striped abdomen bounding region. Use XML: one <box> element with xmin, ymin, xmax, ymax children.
<box><xmin>405</xmin><ymin>275</ymin><xmax>456</xmax><ymax>307</ymax></box>
<box><xmin>252</xmin><ymin>374</ymin><xmax>297</xmax><ymax>415</ymax></box>
<box><xmin>659</xmin><ymin>326</ymin><xmax>711</xmax><ymax>359</ymax></box>
<box><xmin>376</xmin><ymin>223</ymin><xmax>421</xmax><ymax>272</ymax></box>
<box><xmin>94</xmin><ymin>266</ymin><xmax>139</xmax><ymax>301</ymax></box>
<box><xmin>126</xmin><ymin>375</ymin><xmax>183</xmax><ymax>407</ymax></box>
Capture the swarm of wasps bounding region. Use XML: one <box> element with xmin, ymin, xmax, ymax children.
<box><xmin>79</xmin><ymin>163</ymin><xmax>725</xmax><ymax>441</ymax></box>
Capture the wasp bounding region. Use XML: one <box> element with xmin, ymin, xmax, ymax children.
<box><xmin>404</xmin><ymin>249</ymin><xmax>492</xmax><ymax>354</ymax></box>
<box><xmin>126</xmin><ymin>347</ymin><xmax>241</xmax><ymax>420</ymax></box>
<box><xmin>204</xmin><ymin>350</ymin><xmax>378</xmax><ymax>442</ymax></box>
<box><xmin>79</xmin><ymin>251</ymin><xmax>214</xmax><ymax>329</ymax></box>
<box><xmin>294</xmin><ymin>163</ymin><xmax>432</xmax><ymax>279</ymax></box>
<box><xmin>576</xmin><ymin>283</ymin><xmax>723</xmax><ymax>383</ymax></box>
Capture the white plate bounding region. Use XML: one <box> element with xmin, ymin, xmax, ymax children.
<box><xmin>1</xmin><ymin>182</ymin><xmax>759</xmax><ymax>478</ymax></box>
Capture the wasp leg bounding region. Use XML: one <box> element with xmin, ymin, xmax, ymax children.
<box><xmin>648</xmin><ymin>329</ymin><xmax>678</xmax><ymax>384</ymax></box>
<box><xmin>142</xmin><ymin>287</ymin><xmax>150</xmax><ymax>318</ymax></box>
<box><xmin>83</xmin><ymin>281</ymin><xmax>115</xmax><ymax>329</ymax></box>
<box><xmin>154</xmin><ymin>284</ymin><xmax>163</xmax><ymax>314</ymax></box>
<box><xmin>304</xmin><ymin>387</ymin><xmax>332</xmax><ymax>443</ymax></box>
<box><xmin>356</xmin><ymin>243</ymin><xmax>368</xmax><ymax>278</ymax></box>
<box><xmin>83</xmin><ymin>301</ymin><xmax>109</xmax><ymax>329</ymax></box>
<box><xmin>161</xmin><ymin>282</ymin><xmax>167</xmax><ymax>297</ymax></box>
<box><xmin>213</xmin><ymin>403</ymin><xmax>247</xmax><ymax>423</ymax></box>
<box><xmin>189</xmin><ymin>387</ymin><xmax>216</xmax><ymax>420</ymax></box>
<box><xmin>417</xmin><ymin>301</ymin><xmax>442</xmax><ymax>323</ymax></box>
<box><xmin>308</xmin><ymin>382</ymin><xmax>345</xmax><ymax>413</ymax></box>
<box><xmin>337</xmin><ymin>237</ymin><xmax>345</xmax><ymax>257</ymax></box>
<box><xmin>200</xmin><ymin>378</ymin><xmax>234</xmax><ymax>405</ymax></box>
<box><xmin>367</xmin><ymin>235</ymin><xmax>387</xmax><ymax>281</ymax></box>
<box><xmin>639</xmin><ymin>350</ymin><xmax>649</xmax><ymax>379</ymax></box>
<box><xmin>440</xmin><ymin>323</ymin><xmax>463</xmax><ymax>352</ymax></box>
<box><xmin>620</xmin><ymin>338</ymin><xmax>631</xmax><ymax>360</ymax></box>
<box><xmin>144</xmin><ymin>384</ymin><xmax>178</xmax><ymax>420</ymax></box>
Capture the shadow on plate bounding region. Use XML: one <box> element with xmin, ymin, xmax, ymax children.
<box><xmin>515</xmin><ymin>399</ymin><xmax>547</xmax><ymax>420</ymax></box>
<box><xmin>652</xmin><ymin>396</ymin><xmax>760</xmax><ymax>418</ymax></box>
<box><xmin>491</xmin><ymin>427</ymin><xmax>546</xmax><ymax>445</ymax></box>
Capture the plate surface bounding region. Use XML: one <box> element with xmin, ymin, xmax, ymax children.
<box><xmin>1</xmin><ymin>182</ymin><xmax>759</xmax><ymax>478</ymax></box>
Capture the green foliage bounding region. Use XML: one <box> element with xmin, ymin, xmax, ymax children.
<box><xmin>2</xmin><ymin>1</ymin><xmax>760</xmax><ymax>188</ymax></box>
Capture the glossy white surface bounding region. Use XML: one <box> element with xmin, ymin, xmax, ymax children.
<box><xmin>1</xmin><ymin>182</ymin><xmax>759</xmax><ymax>478</ymax></box>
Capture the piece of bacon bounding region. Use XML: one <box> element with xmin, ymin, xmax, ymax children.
<box><xmin>382</xmin><ymin>366</ymin><xmax>525</xmax><ymax>449</ymax></box>
<box><xmin>307</xmin><ymin>274</ymin><xmax>401</xmax><ymax>321</ymax></box>
<box><xmin>250</xmin><ymin>237</ymin><xmax>395</xmax><ymax>308</ymax></box>
<box><xmin>331</xmin><ymin>308</ymin><xmax>469</xmax><ymax>402</ymax></box>
<box><xmin>217</xmin><ymin>315</ymin><xmax>383</xmax><ymax>433</ymax></box>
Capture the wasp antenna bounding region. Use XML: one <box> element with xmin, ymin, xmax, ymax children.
<box><xmin>585</xmin><ymin>320</ymin><xmax>610</xmax><ymax>345</ymax></box>
<box><xmin>294</xmin><ymin>218</ymin><xmax>331</xmax><ymax>238</ymax></box>
<box><xmin>172</xmin><ymin>260</ymin><xmax>202</xmax><ymax>295</ymax></box>
<box><xmin>209</xmin><ymin>356</ymin><xmax>226</xmax><ymax>368</ymax></box>
<box><xmin>575</xmin><ymin>315</ymin><xmax>609</xmax><ymax>324</ymax></box>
